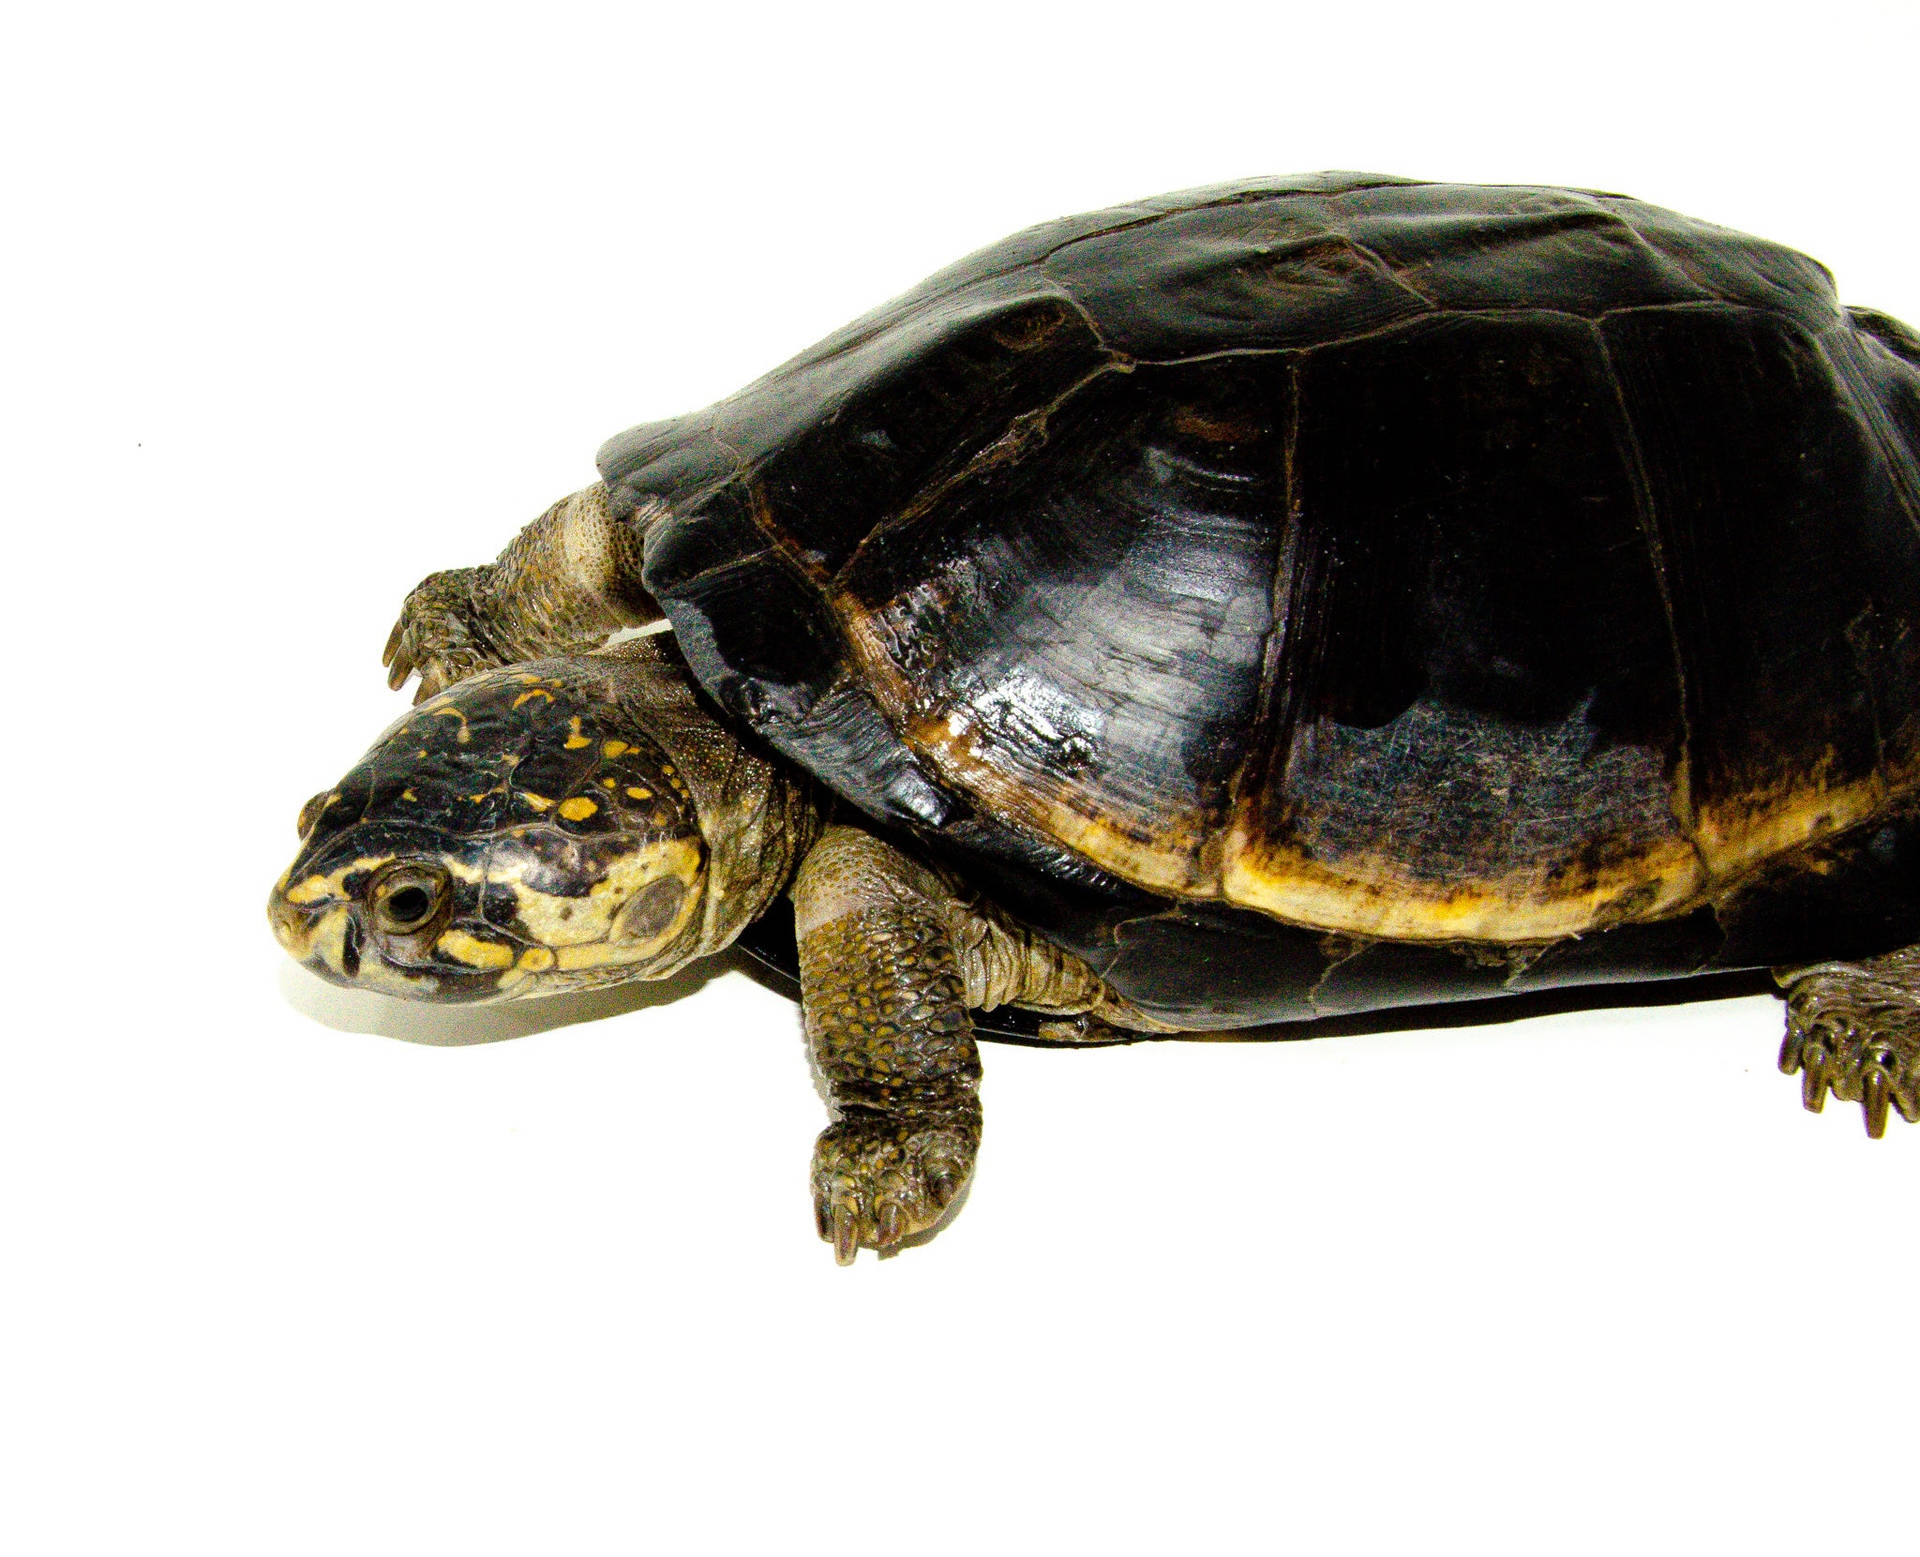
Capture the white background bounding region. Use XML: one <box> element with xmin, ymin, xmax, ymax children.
<box><xmin>6</xmin><ymin>2</ymin><xmax>1917</xmax><ymax>1552</ymax></box>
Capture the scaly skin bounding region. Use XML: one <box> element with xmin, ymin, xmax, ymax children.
<box><xmin>794</xmin><ymin>827</ymin><xmax>983</xmax><ymax>1263</ymax></box>
<box><xmin>384</xmin><ymin>483</ymin><xmax>660</xmax><ymax>700</ymax></box>
<box><xmin>1777</xmin><ymin>945</ymin><xmax>1920</xmax><ymax>1137</ymax></box>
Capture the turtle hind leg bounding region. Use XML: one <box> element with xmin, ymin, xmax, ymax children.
<box><xmin>1776</xmin><ymin>946</ymin><xmax>1920</xmax><ymax>1137</ymax></box>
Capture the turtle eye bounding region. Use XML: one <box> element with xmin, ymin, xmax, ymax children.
<box><xmin>369</xmin><ymin>863</ymin><xmax>450</xmax><ymax>935</ymax></box>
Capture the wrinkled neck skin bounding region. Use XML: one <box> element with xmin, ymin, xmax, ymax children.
<box><xmin>601</xmin><ymin>635</ymin><xmax>822</xmax><ymax>960</ymax></box>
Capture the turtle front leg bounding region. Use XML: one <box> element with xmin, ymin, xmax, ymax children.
<box><xmin>383</xmin><ymin>483</ymin><xmax>662</xmax><ymax>700</ymax></box>
<box><xmin>1777</xmin><ymin>946</ymin><xmax>1920</xmax><ymax>1137</ymax></box>
<box><xmin>793</xmin><ymin>826</ymin><xmax>981</xmax><ymax>1264</ymax></box>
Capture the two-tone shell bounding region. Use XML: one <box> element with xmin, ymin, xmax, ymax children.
<box><xmin>598</xmin><ymin>173</ymin><xmax>1920</xmax><ymax>1028</ymax></box>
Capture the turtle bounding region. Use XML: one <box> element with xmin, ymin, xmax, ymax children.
<box><xmin>270</xmin><ymin>173</ymin><xmax>1920</xmax><ymax>1262</ymax></box>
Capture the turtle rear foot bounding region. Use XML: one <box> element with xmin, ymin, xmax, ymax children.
<box><xmin>1777</xmin><ymin>947</ymin><xmax>1920</xmax><ymax>1137</ymax></box>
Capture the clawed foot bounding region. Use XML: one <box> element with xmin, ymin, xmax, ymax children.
<box><xmin>1779</xmin><ymin>960</ymin><xmax>1920</xmax><ymax>1138</ymax></box>
<box><xmin>811</xmin><ymin>1108</ymin><xmax>978</xmax><ymax>1265</ymax></box>
<box><xmin>382</xmin><ymin>566</ymin><xmax>505</xmax><ymax>702</ymax></box>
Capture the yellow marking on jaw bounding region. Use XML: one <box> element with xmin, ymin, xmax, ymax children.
<box><xmin>603</xmin><ymin>740</ymin><xmax>631</xmax><ymax>758</ymax></box>
<box><xmin>518</xmin><ymin>946</ymin><xmax>555</xmax><ymax>971</ymax></box>
<box><xmin>513</xmin><ymin>689</ymin><xmax>554</xmax><ymax>709</ymax></box>
<box><xmin>289</xmin><ymin>903</ymin><xmax>444</xmax><ymax>997</ymax></box>
<box><xmin>494</xmin><ymin>836</ymin><xmax>705</xmax><ymax>962</ymax></box>
<box><xmin>565</xmin><ymin>717</ymin><xmax>592</xmax><ymax>750</ymax></box>
<box><xmin>558</xmin><ymin>797</ymin><xmax>598</xmax><ymax>821</ymax></box>
<box><xmin>439</xmin><ymin>929</ymin><xmax>514</xmax><ymax>969</ymax></box>
<box><xmin>553</xmin><ymin>942</ymin><xmax>635</xmax><ymax>972</ymax></box>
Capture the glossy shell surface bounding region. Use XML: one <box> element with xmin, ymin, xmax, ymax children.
<box><xmin>600</xmin><ymin>174</ymin><xmax>1920</xmax><ymax>1027</ymax></box>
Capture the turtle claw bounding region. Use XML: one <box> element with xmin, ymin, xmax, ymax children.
<box><xmin>1864</xmin><ymin>1067</ymin><xmax>1891</xmax><ymax>1139</ymax></box>
<box><xmin>414</xmin><ymin>664</ymin><xmax>449</xmax><ymax>704</ymax></box>
<box><xmin>1778</xmin><ymin>955</ymin><xmax>1920</xmax><ymax>1137</ymax></box>
<box><xmin>810</xmin><ymin>1110</ymin><xmax>978</xmax><ymax>1264</ymax></box>
<box><xmin>928</xmin><ymin>1167</ymin><xmax>961</xmax><ymax>1211</ymax></box>
<box><xmin>831</xmin><ymin>1204</ymin><xmax>859</xmax><ymax>1267</ymax></box>
<box><xmin>381</xmin><ymin>565</ymin><xmax>500</xmax><ymax>698</ymax></box>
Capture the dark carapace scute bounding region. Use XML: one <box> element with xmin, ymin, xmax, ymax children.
<box><xmin>600</xmin><ymin>174</ymin><xmax>1920</xmax><ymax>1028</ymax></box>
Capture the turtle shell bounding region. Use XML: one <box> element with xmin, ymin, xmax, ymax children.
<box><xmin>600</xmin><ymin>174</ymin><xmax>1920</xmax><ymax>1027</ymax></box>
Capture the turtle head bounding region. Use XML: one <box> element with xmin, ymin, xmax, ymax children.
<box><xmin>269</xmin><ymin>661</ymin><xmax>711</xmax><ymax>1002</ymax></box>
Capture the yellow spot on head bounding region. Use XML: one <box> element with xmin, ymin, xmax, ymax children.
<box><xmin>565</xmin><ymin>717</ymin><xmax>591</xmax><ymax>750</ymax></box>
<box><xmin>558</xmin><ymin>797</ymin><xmax>598</xmax><ymax>822</ymax></box>
<box><xmin>282</xmin><ymin>855</ymin><xmax>394</xmax><ymax>906</ymax></box>
<box><xmin>603</xmin><ymin>740</ymin><xmax>631</xmax><ymax>758</ymax></box>
<box><xmin>625</xmin><ymin>786</ymin><xmax>652</xmax><ymax>800</ymax></box>
<box><xmin>518</xmin><ymin>946</ymin><xmax>555</xmax><ymax>971</ymax></box>
<box><xmin>401</xmin><ymin>788</ymin><xmax>417</xmax><ymax>802</ymax></box>
<box><xmin>439</xmin><ymin>929</ymin><xmax>514</xmax><ymax>969</ymax></box>
<box><xmin>283</xmin><ymin>875</ymin><xmax>331</xmax><ymax>907</ymax></box>
<box><xmin>601</xmin><ymin>778</ymin><xmax>618</xmax><ymax>790</ymax></box>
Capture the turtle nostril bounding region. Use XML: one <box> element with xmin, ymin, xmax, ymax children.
<box><xmin>268</xmin><ymin>897</ymin><xmax>301</xmax><ymax>946</ymax></box>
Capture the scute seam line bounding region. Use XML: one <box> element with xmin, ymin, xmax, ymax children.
<box><xmin>1030</xmin><ymin>175</ymin><xmax>1436</xmax><ymax>272</ymax></box>
<box><xmin>1588</xmin><ymin>317</ymin><xmax>1709</xmax><ymax>890</ymax></box>
<box><xmin>1223</xmin><ymin>356</ymin><xmax>1304</xmax><ymax>884</ymax></box>
<box><xmin>829</xmin><ymin>358</ymin><xmax>1128</xmax><ymax>590</ymax></box>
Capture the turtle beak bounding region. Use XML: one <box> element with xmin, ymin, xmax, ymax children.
<box><xmin>266</xmin><ymin>875</ymin><xmax>328</xmax><ymax>963</ymax></box>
